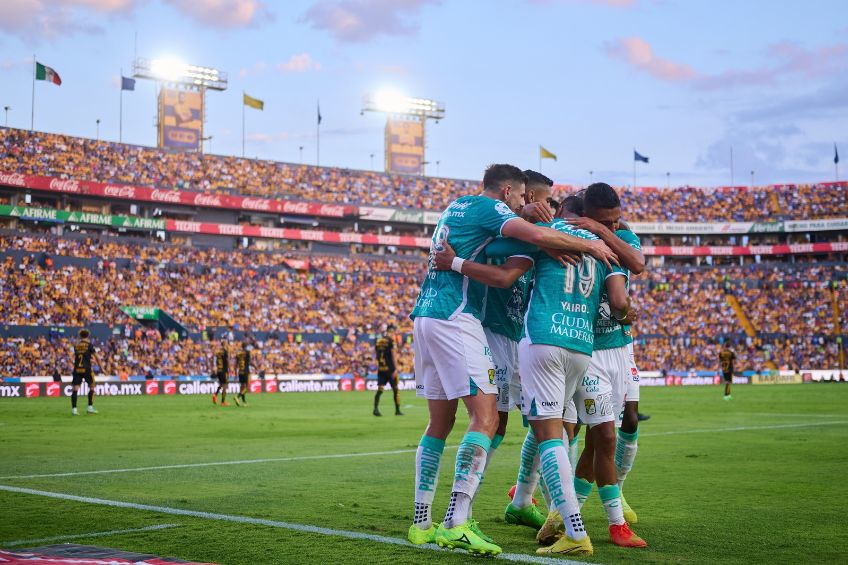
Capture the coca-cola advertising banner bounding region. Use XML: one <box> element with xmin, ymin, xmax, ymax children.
<box><xmin>165</xmin><ymin>219</ymin><xmax>432</xmax><ymax>248</ymax></box>
<box><xmin>0</xmin><ymin>172</ymin><xmax>357</xmax><ymax>218</ymax></box>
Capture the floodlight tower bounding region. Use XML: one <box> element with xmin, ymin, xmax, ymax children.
<box><xmin>362</xmin><ymin>91</ymin><xmax>444</xmax><ymax>176</ymax></box>
<box><xmin>132</xmin><ymin>58</ymin><xmax>228</xmax><ymax>152</ymax></box>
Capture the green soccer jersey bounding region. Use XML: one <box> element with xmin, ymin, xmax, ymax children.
<box><xmin>410</xmin><ymin>195</ymin><xmax>519</xmax><ymax>321</ymax></box>
<box><xmin>594</xmin><ymin>229</ymin><xmax>642</xmax><ymax>351</ymax></box>
<box><xmin>523</xmin><ymin>220</ymin><xmax>613</xmax><ymax>355</ymax></box>
<box><xmin>480</xmin><ymin>238</ymin><xmax>538</xmax><ymax>343</ymax></box>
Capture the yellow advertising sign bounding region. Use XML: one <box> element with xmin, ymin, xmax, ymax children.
<box><xmin>385</xmin><ymin>118</ymin><xmax>424</xmax><ymax>174</ymax></box>
<box><xmin>159</xmin><ymin>88</ymin><xmax>203</xmax><ymax>150</ymax></box>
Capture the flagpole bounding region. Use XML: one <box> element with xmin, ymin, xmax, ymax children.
<box><xmin>119</xmin><ymin>68</ymin><xmax>124</xmax><ymax>143</ymax></box>
<box><xmin>31</xmin><ymin>55</ymin><xmax>35</xmax><ymax>131</ymax></box>
<box><xmin>632</xmin><ymin>150</ymin><xmax>636</xmax><ymax>189</ymax></box>
<box><xmin>730</xmin><ymin>146</ymin><xmax>734</xmax><ymax>186</ymax></box>
<box><xmin>316</xmin><ymin>100</ymin><xmax>321</xmax><ymax>167</ymax></box>
<box><xmin>241</xmin><ymin>93</ymin><xmax>245</xmax><ymax>158</ymax></box>
<box><xmin>538</xmin><ymin>146</ymin><xmax>542</xmax><ymax>173</ymax></box>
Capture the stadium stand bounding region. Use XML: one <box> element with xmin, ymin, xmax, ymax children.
<box><xmin>3</xmin><ymin>127</ymin><xmax>847</xmax><ymax>221</ymax></box>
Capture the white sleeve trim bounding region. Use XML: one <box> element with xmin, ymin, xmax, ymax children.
<box><xmin>605</xmin><ymin>271</ymin><xmax>627</xmax><ymax>280</ymax></box>
<box><xmin>510</xmin><ymin>254</ymin><xmax>535</xmax><ymax>263</ymax></box>
<box><xmin>499</xmin><ymin>216</ymin><xmax>520</xmax><ymax>237</ymax></box>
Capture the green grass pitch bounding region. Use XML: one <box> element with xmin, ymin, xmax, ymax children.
<box><xmin>1</xmin><ymin>384</ymin><xmax>846</xmax><ymax>564</ymax></box>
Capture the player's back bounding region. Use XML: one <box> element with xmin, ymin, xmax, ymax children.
<box><xmin>411</xmin><ymin>194</ymin><xmax>518</xmax><ymax>321</ymax></box>
<box><xmin>375</xmin><ymin>336</ymin><xmax>394</xmax><ymax>372</ymax></box>
<box><xmin>525</xmin><ymin>221</ymin><xmax>610</xmax><ymax>355</ymax></box>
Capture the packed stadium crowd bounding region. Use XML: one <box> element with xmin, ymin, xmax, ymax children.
<box><xmin>3</xmin><ymin>128</ymin><xmax>847</xmax><ymax>221</ymax></box>
<box><xmin>1</xmin><ymin>230</ymin><xmax>846</xmax><ymax>375</ymax></box>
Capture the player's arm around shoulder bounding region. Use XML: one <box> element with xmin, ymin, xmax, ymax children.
<box><xmin>605</xmin><ymin>270</ymin><xmax>630</xmax><ymax>319</ymax></box>
<box><xmin>432</xmin><ymin>241</ymin><xmax>532</xmax><ymax>288</ymax></box>
<box><xmin>501</xmin><ymin>218</ymin><xmax>618</xmax><ymax>269</ymax></box>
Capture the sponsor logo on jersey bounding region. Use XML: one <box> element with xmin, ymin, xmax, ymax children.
<box><xmin>495</xmin><ymin>201</ymin><xmax>514</xmax><ymax>216</ymax></box>
<box><xmin>584</xmin><ymin>398</ymin><xmax>596</xmax><ymax>415</ymax></box>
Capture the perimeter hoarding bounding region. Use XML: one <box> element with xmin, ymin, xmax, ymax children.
<box><xmin>385</xmin><ymin>118</ymin><xmax>424</xmax><ymax>174</ymax></box>
<box><xmin>159</xmin><ymin>87</ymin><xmax>203</xmax><ymax>150</ymax></box>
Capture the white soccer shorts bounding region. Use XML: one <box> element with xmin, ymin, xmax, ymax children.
<box><xmin>587</xmin><ymin>347</ymin><xmax>630</xmax><ymax>428</ymax></box>
<box><xmin>518</xmin><ymin>339</ymin><xmax>590</xmax><ymax>420</ymax></box>
<box><xmin>626</xmin><ymin>341</ymin><xmax>640</xmax><ymax>403</ymax></box>
<box><xmin>413</xmin><ymin>313</ymin><xmax>497</xmax><ymax>401</ymax></box>
<box><xmin>563</xmin><ymin>399</ymin><xmax>578</xmax><ymax>424</ymax></box>
<box><xmin>484</xmin><ymin>328</ymin><xmax>521</xmax><ymax>412</ymax></box>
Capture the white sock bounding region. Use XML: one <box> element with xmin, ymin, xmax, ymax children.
<box><xmin>443</xmin><ymin>432</ymin><xmax>490</xmax><ymax>528</ymax></box>
<box><xmin>513</xmin><ymin>430</ymin><xmax>540</xmax><ymax>509</ymax></box>
<box><xmin>538</xmin><ymin>438</ymin><xmax>586</xmax><ymax>540</ymax></box>
<box><xmin>615</xmin><ymin>429</ymin><xmax>638</xmax><ymax>492</ymax></box>
<box><xmin>598</xmin><ymin>484</ymin><xmax>625</xmax><ymax>525</ymax></box>
<box><xmin>413</xmin><ymin>435</ymin><xmax>445</xmax><ymax>529</ymax></box>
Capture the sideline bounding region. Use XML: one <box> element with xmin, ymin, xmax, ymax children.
<box><xmin>0</xmin><ymin>484</ymin><xmax>591</xmax><ymax>565</ymax></box>
<box><xmin>3</xmin><ymin>523</ymin><xmax>178</xmax><ymax>547</ymax></box>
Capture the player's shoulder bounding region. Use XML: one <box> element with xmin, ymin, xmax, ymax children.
<box><xmin>549</xmin><ymin>219</ymin><xmax>598</xmax><ymax>241</ymax></box>
<box><xmin>615</xmin><ymin>228</ymin><xmax>642</xmax><ymax>249</ymax></box>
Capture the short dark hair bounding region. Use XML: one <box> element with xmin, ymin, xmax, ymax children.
<box><xmin>482</xmin><ymin>164</ymin><xmax>527</xmax><ymax>192</ymax></box>
<box><xmin>584</xmin><ymin>183</ymin><xmax>620</xmax><ymax>212</ymax></box>
<box><xmin>386</xmin><ymin>323</ymin><xmax>396</xmax><ymax>331</ymax></box>
<box><xmin>79</xmin><ymin>329</ymin><xmax>90</xmax><ymax>339</ymax></box>
<box><xmin>561</xmin><ymin>195</ymin><xmax>584</xmax><ymax>216</ymax></box>
<box><xmin>523</xmin><ymin>169</ymin><xmax>554</xmax><ymax>189</ymax></box>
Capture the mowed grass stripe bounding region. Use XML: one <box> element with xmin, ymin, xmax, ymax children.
<box><xmin>2</xmin><ymin>419</ymin><xmax>843</xmax><ymax>480</ymax></box>
<box><xmin>0</xmin><ymin>484</ymin><xmax>592</xmax><ymax>565</ymax></box>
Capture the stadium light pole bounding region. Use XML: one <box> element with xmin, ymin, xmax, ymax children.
<box><xmin>666</xmin><ymin>171</ymin><xmax>670</xmax><ymax>190</ymax></box>
<box><xmin>589</xmin><ymin>170</ymin><xmax>593</xmax><ymax>183</ymax></box>
<box><xmin>750</xmin><ymin>170</ymin><xmax>755</xmax><ymax>188</ymax></box>
<box><xmin>96</xmin><ymin>119</ymin><xmax>100</xmax><ymax>141</ymax></box>
<box><xmin>201</xmin><ymin>135</ymin><xmax>213</xmax><ymax>154</ymax></box>
<box><xmin>299</xmin><ymin>145</ymin><xmax>304</xmax><ymax>164</ymax></box>
<box><xmin>436</xmin><ymin>160</ymin><xmax>440</xmax><ymax>176</ymax></box>
<box><xmin>362</xmin><ymin>91</ymin><xmax>444</xmax><ymax>175</ymax></box>
<box><xmin>3</xmin><ymin>106</ymin><xmax>9</xmax><ymax>127</ymax></box>
<box><xmin>370</xmin><ymin>153</ymin><xmax>375</xmax><ymax>170</ymax></box>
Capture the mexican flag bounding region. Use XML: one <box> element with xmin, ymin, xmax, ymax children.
<box><xmin>35</xmin><ymin>62</ymin><xmax>61</xmax><ymax>85</ymax></box>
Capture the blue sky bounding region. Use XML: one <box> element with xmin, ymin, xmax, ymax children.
<box><xmin>1</xmin><ymin>0</ymin><xmax>846</xmax><ymax>188</ymax></box>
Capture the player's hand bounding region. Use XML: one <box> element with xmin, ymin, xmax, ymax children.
<box><xmin>433</xmin><ymin>242</ymin><xmax>457</xmax><ymax>271</ymax></box>
<box><xmin>521</xmin><ymin>201</ymin><xmax>554</xmax><ymax>223</ymax></box>
<box><xmin>567</xmin><ymin>217</ymin><xmax>610</xmax><ymax>237</ymax></box>
<box><xmin>623</xmin><ymin>307</ymin><xmax>639</xmax><ymax>323</ymax></box>
<box><xmin>542</xmin><ymin>247</ymin><xmax>580</xmax><ymax>267</ymax></box>
<box><xmin>586</xmin><ymin>239</ymin><xmax>619</xmax><ymax>269</ymax></box>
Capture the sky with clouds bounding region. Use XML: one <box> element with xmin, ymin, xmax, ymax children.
<box><xmin>1</xmin><ymin>0</ymin><xmax>845</xmax><ymax>187</ymax></box>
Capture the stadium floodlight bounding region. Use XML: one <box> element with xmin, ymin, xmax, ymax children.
<box><xmin>362</xmin><ymin>90</ymin><xmax>444</xmax><ymax>120</ymax></box>
<box><xmin>133</xmin><ymin>57</ymin><xmax>228</xmax><ymax>91</ymax></box>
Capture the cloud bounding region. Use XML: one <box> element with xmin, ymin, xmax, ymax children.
<box><xmin>606</xmin><ymin>36</ymin><xmax>848</xmax><ymax>91</ymax></box>
<box><xmin>239</xmin><ymin>61</ymin><xmax>267</xmax><ymax>78</ymax></box>
<box><xmin>0</xmin><ymin>0</ymin><xmax>136</xmax><ymax>41</ymax></box>
<box><xmin>246</xmin><ymin>131</ymin><xmax>289</xmax><ymax>143</ymax></box>
<box><xmin>301</xmin><ymin>0</ymin><xmax>439</xmax><ymax>43</ymax></box>
<box><xmin>164</xmin><ymin>0</ymin><xmax>271</xmax><ymax>28</ymax></box>
<box><xmin>277</xmin><ymin>53</ymin><xmax>321</xmax><ymax>73</ymax></box>
<box><xmin>605</xmin><ymin>37</ymin><xmax>697</xmax><ymax>81</ymax></box>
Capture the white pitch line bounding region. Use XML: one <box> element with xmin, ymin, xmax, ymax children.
<box><xmin>0</xmin><ymin>447</ymin><xmax>457</xmax><ymax>480</ymax></box>
<box><xmin>3</xmin><ymin>523</ymin><xmax>178</xmax><ymax>547</ymax></box>
<box><xmin>641</xmin><ymin>420</ymin><xmax>848</xmax><ymax>437</ymax></box>
<box><xmin>0</xmin><ymin>485</ymin><xmax>591</xmax><ymax>565</ymax></box>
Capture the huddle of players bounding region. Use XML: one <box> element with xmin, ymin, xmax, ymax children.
<box><xmin>212</xmin><ymin>341</ymin><xmax>254</xmax><ymax>407</ymax></box>
<box><xmin>406</xmin><ymin>164</ymin><xmax>647</xmax><ymax>557</ymax></box>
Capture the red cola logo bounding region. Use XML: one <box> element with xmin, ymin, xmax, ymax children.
<box><xmin>145</xmin><ymin>381</ymin><xmax>159</xmax><ymax>395</ymax></box>
<box><xmin>319</xmin><ymin>204</ymin><xmax>345</xmax><ymax>217</ymax></box>
<box><xmin>249</xmin><ymin>380</ymin><xmax>262</xmax><ymax>393</ymax></box>
<box><xmin>242</xmin><ymin>197</ymin><xmax>271</xmax><ymax>211</ymax></box>
<box><xmin>151</xmin><ymin>189</ymin><xmax>182</xmax><ymax>203</ymax></box>
<box><xmin>164</xmin><ymin>381</ymin><xmax>176</xmax><ymax>395</ymax></box>
<box><xmin>0</xmin><ymin>172</ymin><xmax>26</xmax><ymax>187</ymax></box>
<box><xmin>26</xmin><ymin>383</ymin><xmax>40</xmax><ymax>397</ymax></box>
<box><xmin>46</xmin><ymin>383</ymin><xmax>61</xmax><ymax>397</ymax></box>
<box><xmin>282</xmin><ymin>201</ymin><xmax>311</xmax><ymax>214</ymax></box>
<box><xmin>193</xmin><ymin>194</ymin><xmax>223</xmax><ymax>207</ymax></box>
<box><xmin>49</xmin><ymin>178</ymin><xmax>81</xmax><ymax>192</ymax></box>
<box><xmin>103</xmin><ymin>185</ymin><xmax>136</xmax><ymax>198</ymax></box>
<box><xmin>265</xmin><ymin>380</ymin><xmax>276</xmax><ymax>393</ymax></box>
<box><xmin>340</xmin><ymin>379</ymin><xmax>352</xmax><ymax>391</ymax></box>
<box><xmin>354</xmin><ymin>378</ymin><xmax>366</xmax><ymax>391</ymax></box>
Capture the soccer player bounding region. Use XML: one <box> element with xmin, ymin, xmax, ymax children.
<box><xmin>564</xmin><ymin>184</ymin><xmax>647</xmax><ymax>547</ymax></box>
<box><xmin>720</xmin><ymin>344</ymin><xmax>736</xmax><ymax>400</ymax></box>
<box><xmin>433</xmin><ymin>212</ymin><xmax>631</xmax><ymax>556</ymax></box>
<box><xmin>374</xmin><ymin>324</ymin><xmax>402</xmax><ymax>416</ymax></box>
<box><xmin>407</xmin><ymin>164</ymin><xmax>617</xmax><ymax>555</ymax></box>
<box><xmin>71</xmin><ymin>329</ymin><xmax>102</xmax><ymax>415</ymax></box>
<box><xmin>234</xmin><ymin>342</ymin><xmax>251</xmax><ymax>407</ymax></box>
<box><xmin>212</xmin><ymin>340</ymin><xmax>230</xmax><ymax>406</ymax></box>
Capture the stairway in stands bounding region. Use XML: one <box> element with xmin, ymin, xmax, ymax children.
<box><xmin>725</xmin><ymin>293</ymin><xmax>778</xmax><ymax>370</ymax></box>
<box><xmin>829</xmin><ymin>285</ymin><xmax>845</xmax><ymax>368</ymax></box>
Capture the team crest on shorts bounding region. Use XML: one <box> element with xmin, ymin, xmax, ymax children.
<box><xmin>584</xmin><ymin>399</ymin><xmax>596</xmax><ymax>415</ymax></box>
<box><xmin>488</xmin><ymin>368</ymin><xmax>495</xmax><ymax>384</ymax></box>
